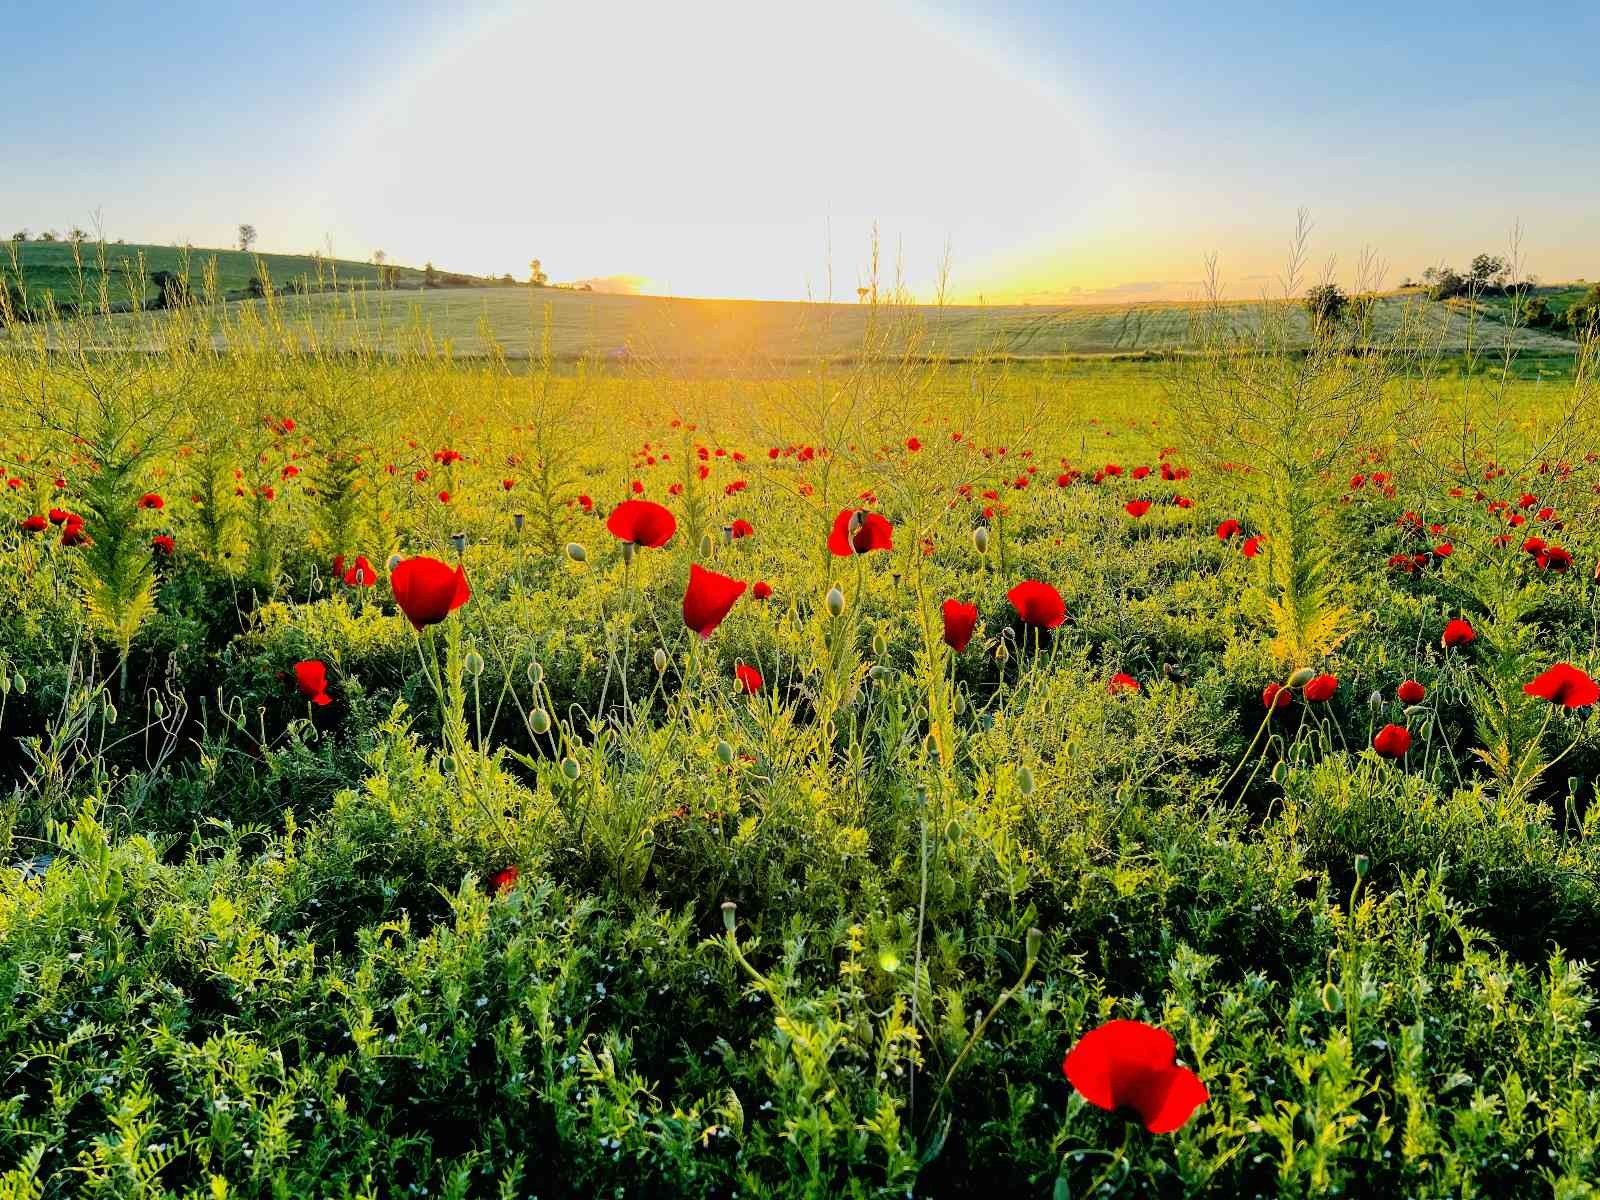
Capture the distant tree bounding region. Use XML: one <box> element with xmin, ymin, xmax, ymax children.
<box><xmin>1303</xmin><ymin>282</ymin><xmax>1349</xmax><ymax>331</ymax></box>
<box><xmin>528</xmin><ymin>258</ymin><xmax>548</xmax><ymax>287</ymax></box>
<box><xmin>38</xmin><ymin>229</ymin><xmax>58</xmax><ymax>243</ymax></box>
<box><xmin>67</xmin><ymin>227</ymin><xmax>88</xmax><ymax>246</ymax></box>
<box><xmin>423</xmin><ymin>261</ymin><xmax>439</xmax><ymax>286</ymax></box>
<box><xmin>1427</xmin><ymin>269</ymin><xmax>1467</xmax><ymax>301</ymax></box>
<box><xmin>149</xmin><ymin>270</ymin><xmax>192</xmax><ymax>309</ymax></box>
<box><xmin>1513</xmin><ymin>294</ymin><xmax>1552</xmax><ymax>328</ymax></box>
<box><xmin>1469</xmin><ymin>253</ymin><xmax>1508</xmax><ymax>291</ymax></box>
<box><xmin>10</xmin><ymin>229</ymin><xmax>27</xmax><ymax>242</ymax></box>
<box><xmin>238</xmin><ymin>224</ymin><xmax>258</xmax><ymax>253</ymax></box>
<box><xmin>372</xmin><ymin>249</ymin><xmax>386</xmax><ymax>266</ymax></box>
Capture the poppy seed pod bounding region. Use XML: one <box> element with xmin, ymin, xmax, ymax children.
<box><xmin>1025</xmin><ymin>927</ymin><xmax>1042</xmax><ymax>963</ymax></box>
<box><xmin>566</xmin><ymin>542</ymin><xmax>588</xmax><ymax>562</ymax></box>
<box><xmin>464</xmin><ymin>649</ymin><xmax>484</xmax><ymax>677</ymax></box>
<box><xmin>871</xmin><ymin>633</ymin><xmax>888</xmax><ymax>656</ymax></box>
<box><xmin>995</xmin><ymin>641</ymin><xmax>1010</xmax><ymax>663</ymax></box>
<box><xmin>699</xmin><ymin>533</ymin><xmax>713</xmax><ymax>558</ymax></box>
<box><xmin>653</xmin><ymin>647</ymin><xmax>668</xmax><ymax>673</ymax></box>
<box><xmin>530</xmin><ymin>708</ymin><xmax>551</xmax><ymax>734</ymax></box>
<box><xmin>1017</xmin><ymin>767</ymin><xmax>1035</xmax><ymax>796</ymax></box>
<box><xmin>973</xmin><ymin>526</ymin><xmax>989</xmax><ymax>553</ymax></box>
<box><xmin>716</xmin><ymin>739</ymin><xmax>734</xmax><ymax>765</ymax></box>
<box><xmin>560</xmin><ymin>756</ymin><xmax>580</xmax><ymax>781</ymax></box>
<box><xmin>450</xmin><ymin>531</ymin><xmax>467</xmax><ymax>556</ymax></box>
<box><xmin>512</xmin><ymin>512</ymin><xmax>525</xmax><ymax>533</ymax></box>
<box><xmin>826</xmin><ymin>586</ymin><xmax>846</xmax><ymax>618</ymax></box>
<box><xmin>721</xmin><ymin>900</ymin><xmax>738</xmax><ymax>933</ymax></box>
<box><xmin>1321</xmin><ymin>981</ymin><xmax>1344</xmax><ymax>1014</ymax></box>
<box><xmin>527</xmin><ymin>660</ymin><xmax>544</xmax><ymax>686</ymax></box>
<box><xmin>1354</xmin><ymin>853</ymin><xmax>1370</xmax><ymax>879</ymax></box>
<box><xmin>621</xmin><ymin>540</ymin><xmax>636</xmax><ymax>565</ymax></box>
<box><xmin>387</xmin><ymin>554</ymin><xmax>403</xmax><ymax>573</ymax></box>
<box><xmin>1287</xmin><ymin>667</ymin><xmax>1316</xmax><ymax>689</ymax></box>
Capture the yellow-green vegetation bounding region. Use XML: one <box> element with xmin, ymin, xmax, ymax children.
<box><xmin>1</xmin><ymin>285</ymin><xmax>1599</xmax><ymax>1198</ymax></box>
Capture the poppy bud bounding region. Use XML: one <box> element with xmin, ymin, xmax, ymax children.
<box><xmin>1367</xmin><ymin>690</ymin><xmax>1384</xmax><ymax>708</ymax></box>
<box><xmin>512</xmin><ymin>512</ymin><xmax>525</xmax><ymax>533</ymax></box>
<box><xmin>450</xmin><ymin>531</ymin><xmax>467</xmax><ymax>556</ymax></box>
<box><xmin>716</xmin><ymin>739</ymin><xmax>734</xmax><ymax>765</ymax></box>
<box><xmin>560</xmin><ymin>756</ymin><xmax>580</xmax><ymax>781</ymax></box>
<box><xmin>102</xmin><ymin>701</ymin><xmax>117</xmax><ymax>725</ymax></box>
<box><xmin>527</xmin><ymin>660</ymin><xmax>544</xmax><ymax>686</ymax></box>
<box><xmin>721</xmin><ymin>900</ymin><xmax>737</xmax><ymax>933</ymax></box>
<box><xmin>699</xmin><ymin>533</ymin><xmax>713</xmax><ymax>558</ymax></box>
<box><xmin>1320</xmin><ymin>981</ymin><xmax>1344</xmax><ymax>1013</ymax></box>
<box><xmin>1287</xmin><ymin>667</ymin><xmax>1316</xmax><ymax>689</ymax></box>
<box><xmin>871</xmin><ymin>633</ymin><xmax>888</xmax><ymax>656</ymax></box>
<box><xmin>1017</xmin><ymin>767</ymin><xmax>1035</xmax><ymax>796</ymax></box>
<box><xmin>1354</xmin><ymin>853</ymin><xmax>1370</xmax><ymax>879</ymax></box>
<box><xmin>869</xmin><ymin>665</ymin><xmax>893</xmax><ymax>681</ymax></box>
<box><xmin>440</xmin><ymin>753</ymin><xmax>456</xmax><ymax>773</ymax></box>
<box><xmin>953</xmin><ymin>691</ymin><xmax>965</xmax><ymax>715</ymax></box>
<box><xmin>530</xmin><ymin>708</ymin><xmax>551</xmax><ymax>734</ymax></box>
<box><xmin>1402</xmin><ymin>704</ymin><xmax>1428</xmax><ymax>720</ymax></box>
<box><xmin>1025</xmin><ymin>926</ymin><xmax>1042</xmax><ymax>963</ymax></box>
<box><xmin>566</xmin><ymin>542</ymin><xmax>587</xmax><ymax>562</ymax></box>
<box><xmin>1269</xmin><ymin>760</ymin><xmax>1288</xmax><ymax>785</ymax></box>
<box><xmin>995</xmin><ymin>641</ymin><xmax>1009</xmax><ymax>663</ymax></box>
<box><xmin>464</xmin><ymin>649</ymin><xmax>484</xmax><ymax>677</ymax></box>
<box><xmin>653</xmin><ymin>648</ymin><xmax>668</xmax><ymax>673</ymax></box>
<box><xmin>973</xmin><ymin>526</ymin><xmax>989</xmax><ymax>553</ymax></box>
<box><xmin>826</xmin><ymin>586</ymin><xmax>846</xmax><ymax>617</ymax></box>
<box><xmin>387</xmin><ymin>553</ymin><xmax>403</xmax><ymax>573</ymax></box>
<box><xmin>11</xmin><ymin>673</ymin><xmax>23</xmax><ymax>696</ymax></box>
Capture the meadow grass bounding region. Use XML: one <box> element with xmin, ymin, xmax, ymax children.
<box><xmin>1</xmin><ymin>283</ymin><xmax>1599</xmax><ymax>1197</ymax></box>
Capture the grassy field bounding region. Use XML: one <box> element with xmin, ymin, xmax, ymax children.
<box><xmin>51</xmin><ymin>280</ymin><xmax>1589</xmax><ymax>362</ymax></box>
<box><xmin>2</xmin><ymin>294</ymin><xmax>1600</xmax><ymax>1196</ymax></box>
<box><xmin>2</xmin><ymin>239</ymin><xmax>434</xmax><ymax>309</ymax></box>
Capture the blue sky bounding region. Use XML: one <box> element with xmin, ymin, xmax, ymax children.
<box><xmin>7</xmin><ymin>0</ymin><xmax>1597</xmax><ymax>301</ymax></box>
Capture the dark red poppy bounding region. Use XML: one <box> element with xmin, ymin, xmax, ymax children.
<box><xmin>1539</xmin><ymin>546</ymin><xmax>1572</xmax><ymax>572</ymax></box>
<box><xmin>607</xmin><ymin>499</ymin><xmax>676</xmax><ymax>548</ymax></box>
<box><xmin>1215</xmin><ymin>519</ymin><xmax>1240</xmax><ymax>541</ymax></box>
<box><xmin>828</xmin><ymin>508</ymin><xmax>893</xmax><ymax>556</ymax></box>
<box><xmin>1062</xmin><ymin>1019</ymin><xmax>1207</xmax><ymax>1134</ymax></box>
<box><xmin>1241</xmin><ymin>535</ymin><xmax>1264</xmax><ymax>558</ymax></box>
<box><xmin>1107</xmin><ymin>672</ymin><xmax>1140</xmax><ymax>695</ymax></box>
<box><xmin>390</xmin><ymin>555</ymin><xmax>471</xmax><ymax>630</ymax></box>
<box><xmin>151</xmin><ymin>534</ymin><xmax>175</xmax><ymax>557</ymax></box>
<box><xmin>47</xmin><ymin>508</ymin><xmax>68</xmax><ymax>525</ymax></box>
<box><xmin>489</xmin><ymin>865</ymin><xmax>519</xmax><ymax>894</ymax></box>
<box><xmin>1397</xmin><ymin>679</ymin><xmax>1425</xmax><ymax>704</ymax></box>
<box><xmin>1263</xmin><ymin>682</ymin><xmax>1291</xmax><ymax>712</ymax></box>
<box><xmin>730</xmin><ymin>518</ymin><xmax>754</xmax><ymax>540</ymax></box>
<box><xmin>1523</xmin><ymin>663</ymin><xmax>1600</xmax><ymax>709</ymax></box>
<box><xmin>344</xmin><ymin>555</ymin><xmax>377</xmax><ymax>587</ymax></box>
<box><xmin>138</xmin><ymin>492</ymin><xmax>164</xmax><ymax>510</ymax></box>
<box><xmin>1008</xmin><ymin>581</ymin><xmax>1065</xmax><ymax>629</ymax></box>
<box><xmin>1303</xmin><ymin>674</ymin><xmax>1338</xmax><ymax>703</ymax></box>
<box><xmin>1373</xmin><ymin>723</ymin><xmax>1412</xmax><ymax>757</ymax></box>
<box><xmin>752</xmin><ymin>581</ymin><xmax>772</xmax><ymax>600</ymax></box>
<box><xmin>1124</xmin><ymin>500</ymin><xmax>1151</xmax><ymax>518</ymax></box>
<box><xmin>1441</xmin><ymin>618</ymin><xmax>1476</xmax><ymax>648</ymax></box>
<box><xmin>60</xmin><ymin>516</ymin><xmax>88</xmax><ymax>546</ymax></box>
<box><xmin>682</xmin><ymin>563</ymin><xmax>746</xmax><ymax>638</ymax></box>
<box><xmin>293</xmin><ymin>659</ymin><xmax>332</xmax><ymax>706</ymax></box>
<box><xmin>942</xmin><ymin>599</ymin><xmax>979</xmax><ymax>652</ymax></box>
<box><xmin>735</xmin><ymin>662</ymin><xmax>763</xmax><ymax>694</ymax></box>
<box><xmin>19</xmin><ymin>514</ymin><xmax>46</xmax><ymax>533</ymax></box>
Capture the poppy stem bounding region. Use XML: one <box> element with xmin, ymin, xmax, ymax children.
<box><xmin>934</xmin><ymin>927</ymin><xmax>1042</xmax><ymax>1115</ymax></box>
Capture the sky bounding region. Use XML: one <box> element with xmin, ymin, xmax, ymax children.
<box><xmin>6</xmin><ymin>0</ymin><xmax>1598</xmax><ymax>303</ymax></box>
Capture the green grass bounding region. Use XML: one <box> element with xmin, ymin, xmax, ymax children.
<box><xmin>71</xmin><ymin>282</ymin><xmax>1589</xmax><ymax>361</ymax></box>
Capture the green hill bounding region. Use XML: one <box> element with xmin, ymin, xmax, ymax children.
<box><xmin>1</xmin><ymin>238</ymin><xmax>443</xmax><ymax>311</ymax></box>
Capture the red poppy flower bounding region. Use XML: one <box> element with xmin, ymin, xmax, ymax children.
<box><xmin>1263</xmin><ymin>681</ymin><xmax>1291</xmax><ymax>712</ymax></box>
<box><xmin>578</xmin><ymin>494</ymin><xmax>593</xmax><ymax>512</ymax></box>
<box><xmin>293</xmin><ymin>659</ymin><xmax>332</xmax><ymax>706</ymax></box>
<box><xmin>1373</xmin><ymin>723</ymin><xmax>1412</xmax><ymax>757</ymax></box>
<box><xmin>606</xmin><ymin>499</ymin><xmax>677</xmax><ymax>548</ymax></box>
<box><xmin>1124</xmin><ymin>500</ymin><xmax>1151</xmax><ymax>518</ymax></box>
<box><xmin>48</xmin><ymin>508</ymin><xmax>68</xmax><ymax>525</ymax></box>
<box><xmin>151</xmin><ymin>534</ymin><xmax>175</xmax><ymax>557</ymax></box>
<box><xmin>942</xmin><ymin>599</ymin><xmax>979</xmax><ymax>652</ymax></box>
<box><xmin>682</xmin><ymin>563</ymin><xmax>746</xmax><ymax>638</ymax></box>
<box><xmin>489</xmin><ymin>865</ymin><xmax>519</xmax><ymax>894</ymax></box>
<box><xmin>828</xmin><ymin>508</ymin><xmax>894</xmax><ymax>556</ymax></box>
<box><xmin>61</xmin><ymin>517</ymin><xmax>88</xmax><ymax>546</ymax></box>
<box><xmin>1397</xmin><ymin>679</ymin><xmax>1426</xmax><ymax>704</ymax></box>
<box><xmin>752</xmin><ymin>580</ymin><xmax>772</xmax><ymax>600</ymax></box>
<box><xmin>905</xmin><ymin>436</ymin><xmax>921</xmax><ymax>452</ymax></box>
<box><xmin>390</xmin><ymin>555</ymin><xmax>471</xmax><ymax>630</ymax></box>
<box><xmin>138</xmin><ymin>492</ymin><xmax>164</xmax><ymax>510</ymax></box>
<box><xmin>1241</xmin><ymin>535</ymin><xmax>1264</xmax><ymax>557</ymax></box>
<box><xmin>1008</xmin><ymin>580</ymin><xmax>1065</xmax><ymax>629</ymax></box>
<box><xmin>19</xmin><ymin>514</ymin><xmax>46</xmax><ymax>533</ymax></box>
<box><xmin>1215</xmin><ymin>519</ymin><xmax>1240</xmax><ymax>541</ymax></box>
<box><xmin>1062</xmin><ymin>1019</ymin><xmax>1208</xmax><ymax>1134</ymax></box>
<box><xmin>730</xmin><ymin>518</ymin><xmax>754</xmax><ymax>540</ymax></box>
<box><xmin>344</xmin><ymin>555</ymin><xmax>377</xmax><ymax>587</ymax></box>
<box><xmin>1539</xmin><ymin>546</ymin><xmax>1572</xmax><ymax>572</ymax></box>
<box><xmin>1107</xmin><ymin>672</ymin><xmax>1140</xmax><ymax>695</ymax></box>
<box><xmin>1441</xmin><ymin>618</ymin><xmax>1476</xmax><ymax>648</ymax></box>
<box><xmin>1303</xmin><ymin>674</ymin><xmax>1338</xmax><ymax>703</ymax></box>
<box><xmin>735</xmin><ymin>662</ymin><xmax>763</xmax><ymax>694</ymax></box>
<box><xmin>1523</xmin><ymin>663</ymin><xmax>1600</xmax><ymax>708</ymax></box>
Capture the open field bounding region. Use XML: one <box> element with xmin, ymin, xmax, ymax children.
<box><xmin>39</xmin><ymin>280</ymin><xmax>1588</xmax><ymax>361</ymax></box>
<box><xmin>2</xmin><ymin>299</ymin><xmax>1600</xmax><ymax>1197</ymax></box>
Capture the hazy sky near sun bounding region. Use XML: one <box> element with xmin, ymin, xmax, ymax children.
<box><xmin>7</xmin><ymin>0</ymin><xmax>1599</xmax><ymax>303</ymax></box>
